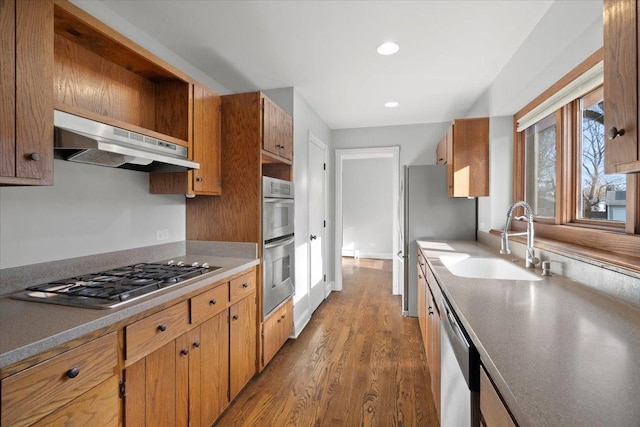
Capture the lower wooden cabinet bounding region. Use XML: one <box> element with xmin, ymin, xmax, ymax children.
<box><xmin>262</xmin><ymin>298</ymin><xmax>293</xmax><ymax>368</ymax></box>
<box><xmin>230</xmin><ymin>293</ymin><xmax>257</xmax><ymax>400</ymax></box>
<box><xmin>480</xmin><ymin>366</ymin><xmax>516</xmax><ymax>427</ymax></box>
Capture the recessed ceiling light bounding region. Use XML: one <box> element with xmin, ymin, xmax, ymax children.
<box><xmin>377</xmin><ymin>41</ymin><xmax>399</xmax><ymax>56</ymax></box>
<box><xmin>385</xmin><ymin>101</ymin><xmax>399</xmax><ymax>108</ymax></box>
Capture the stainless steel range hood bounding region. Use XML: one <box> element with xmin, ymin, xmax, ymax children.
<box><xmin>54</xmin><ymin>110</ymin><xmax>199</xmax><ymax>170</ymax></box>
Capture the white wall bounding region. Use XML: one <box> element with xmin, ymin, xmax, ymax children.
<box><xmin>332</xmin><ymin>123</ymin><xmax>449</xmax><ymax>167</ymax></box>
<box><xmin>292</xmin><ymin>89</ymin><xmax>332</xmax><ymax>336</ymax></box>
<box><xmin>466</xmin><ymin>0</ymin><xmax>603</xmax><ymax>232</ymax></box>
<box><xmin>0</xmin><ymin>161</ymin><xmax>185</xmax><ymax>268</ymax></box>
<box><xmin>342</xmin><ymin>158</ymin><xmax>393</xmax><ymax>258</ymax></box>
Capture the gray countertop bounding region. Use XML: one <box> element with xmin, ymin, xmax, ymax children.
<box><xmin>418</xmin><ymin>240</ymin><xmax>640</xmax><ymax>427</ymax></box>
<box><xmin>0</xmin><ymin>254</ymin><xmax>259</xmax><ymax>369</ymax></box>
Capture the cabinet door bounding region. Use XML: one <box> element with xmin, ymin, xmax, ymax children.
<box><xmin>417</xmin><ymin>263</ymin><xmax>427</xmax><ymax>348</ymax></box>
<box><xmin>262</xmin><ymin>97</ymin><xmax>280</xmax><ymax>155</ymax></box>
<box><xmin>192</xmin><ymin>84</ymin><xmax>222</xmax><ymax>194</ymax></box>
<box><xmin>436</xmin><ymin>136</ymin><xmax>447</xmax><ymax>165</ymax></box>
<box><xmin>1</xmin><ymin>0</ymin><xmax>54</xmax><ymax>185</ymax></box>
<box><xmin>480</xmin><ymin>367</ymin><xmax>515</xmax><ymax>427</ymax></box>
<box><xmin>428</xmin><ymin>291</ymin><xmax>441</xmax><ymax>420</ymax></box>
<box><xmin>199</xmin><ymin>311</ymin><xmax>230</xmax><ymax>427</ymax></box>
<box><xmin>230</xmin><ymin>294</ymin><xmax>257</xmax><ymax>399</ymax></box>
<box><xmin>604</xmin><ymin>0</ymin><xmax>639</xmax><ymax>173</ymax></box>
<box><xmin>280</xmin><ymin>112</ymin><xmax>293</xmax><ymax>160</ymax></box>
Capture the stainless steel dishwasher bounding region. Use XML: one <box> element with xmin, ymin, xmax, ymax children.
<box><xmin>440</xmin><ymin>294</ymin><xmax>480</xmax><ymax>427</ymax></box>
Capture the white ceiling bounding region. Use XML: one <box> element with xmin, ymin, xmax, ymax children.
<box><xmin>100</xmin><ymin>0</ymin><xmax>554</xmax><ymax>130</ymax></box>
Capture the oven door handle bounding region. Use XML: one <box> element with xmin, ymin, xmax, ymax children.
<box><xmin>264</xmin><ymin>236</ymin><xmax>295</xmax><ymax>249</ymax></box>
<box><xmin>264</xmin><ymin>198</ymin><xmax>294</xmax><ymax>204</ymax></box>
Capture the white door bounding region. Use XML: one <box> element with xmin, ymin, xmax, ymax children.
<box><xmin>308</xmin><ymin>133</ymin><xmax>326</xmax><ymax>313</ymax></box>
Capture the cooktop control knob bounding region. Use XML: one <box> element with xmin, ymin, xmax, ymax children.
<box><xmin>177</xmin><ymin>261</ymin><xmax>185</xmax><ymax>267</ymax></box>
<box><xmin>167</xmin><ymin>260</ymin><xmax>175</xmax><ymax>265</ymax></box>
<box><xmin>191</xmin><ymin>262</ymin><xmax>200</xmax><ymax>268</ymax></box>
<box><xmin>202</xmin><ymin>263</ymin><xmax>210</xmax><ymax>269</ymax></box>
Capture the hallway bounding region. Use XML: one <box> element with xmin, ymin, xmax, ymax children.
<box><xmin>214</xmin><ymin>258</ymin><xmax>438</xmax><ymax>426</ymax></box>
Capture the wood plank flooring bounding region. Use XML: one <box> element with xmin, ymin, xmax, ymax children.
<box><xmin>214</xmin><ymin>258</ymin><xmax>438</xmax><ymax>426</ymax></box>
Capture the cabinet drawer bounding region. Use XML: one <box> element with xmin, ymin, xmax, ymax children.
<box><xmin>126</xmin><ymin>301</ymin><xmax>190</xmax><ymax>361</ymax></box>
<box><xmin>191</xmin><ymin>283</ymin><xmax>229</xmax><ymax>324</ymax></box>
<box><xmin>230</xmin><ymin>270</ymin><xmax>256</xmax><ymax>303</ymax></box>
<box><xmin>1</xmin><ymin>332</ymin><xmax>117</xmax><ymax>427</ymax></box>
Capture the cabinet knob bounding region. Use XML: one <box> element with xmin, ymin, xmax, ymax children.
<box><xmin>28</xmin><ymin>152</ymin><xmax>40</xmax><ymax>161</ymax></box>
<box><xmin>232</xmin><ymin>315</ymin><xmax>239</xmax><ymax>321</ymax></box>
<box><xmin>209</xmin><ymin>299</ymin><xmax>217</xmax><ymax>305</ymax></box>
<box><xmin>607</xmin><ymin>126</ymin><xmax>625</xmax><ymax>140</ymax></box>
<box><xmin>193</xmin><ymin>341</ymin><xmax>200</xmax><ymax>348</ymax></box>
<box><xmin>158</xmin><ymin>324</ymin><xmax>167</xmax><ymax>332</ymax></box>
<box><xmin>242</xmin><ymin>283</ymin><xmax>248</xmax><ymax>288</ymax></box>
<box><xmin>281</xmin><ymin>314</ymin><xmax>285</xmax><ymax>319</ymax></box>
<box><xmin>277</xmin><ymin>318</ymin><xmax>281</xmax><ymax>323</ymax></box>
<box><xmin>66</xmin><ymin>367</ymin><xmax>80</xmax><ymax>379</ymax></box>
<box><xmin>180</xmin><ymin>348</ymin><xmax>189</xmax><ymax>356</ymax></box>
<box><xmin>196</xmin><ymin>176</ymin><xmax>203</xmax><ymax>182</ymax></box>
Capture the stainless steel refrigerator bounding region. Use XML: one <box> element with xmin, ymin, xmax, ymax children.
<box><xmin>399</xmin><ymin>165</ymin><xmax>477</xmax><ymax>317</ymax></box>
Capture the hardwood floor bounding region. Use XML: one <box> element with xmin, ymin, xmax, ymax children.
<box><xmin>214</xmin><ymin>258</ymin><xmax>438</xmax><ymax>426</ymax></box>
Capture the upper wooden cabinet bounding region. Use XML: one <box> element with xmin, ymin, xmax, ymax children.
<box><xmin>52</xmin><ymin>0</ymin><xmax>191</xmax><ymax>147</ymax></box>
<box><xmin>1</xmin><ymin>0</ymin><xmax>54</xmax><ymax>186</ymax></box>
<box><xmin>436</xmin><ymin>118</ymin><xmax>489</xmax><ymax>197</ymax></box>
<box><xmin>150</xmin><ymin>84</ymin><xmax>222</xmax><ymax>196</ymax></box>
<box><xmin>604</xmin><ymin>0</ymin><xmax>640</xmax><ymax>173</ymax></box>
<box><xmin>263</xmin><ymin>96</ymin><xmax>293</xmax><ymax>162</ymax></box>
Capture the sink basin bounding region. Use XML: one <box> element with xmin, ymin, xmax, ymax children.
<box><xmin>439</xmin><ymin>255</ymin><xmax>542</xmax><ymax>281</ymax></box>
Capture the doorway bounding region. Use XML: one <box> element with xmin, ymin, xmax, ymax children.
<box><xmin>334</xmin><ymin>147</ymin><xmax>400</xmax><ymax>293</ymax></box>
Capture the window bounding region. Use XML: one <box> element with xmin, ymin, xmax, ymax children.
<box><xmin>577</xmin><ymin>87</ymin><xmax>626</xmax><ymax>223</ymax></box>
<box><xmin>513</xmin><ymin>48</ymin><xmax>639</xmax><ymax>265</ymax></box>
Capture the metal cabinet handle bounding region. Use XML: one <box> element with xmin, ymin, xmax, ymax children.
<box><xmin>242</xmin><ymin>283</ymin><xmax>249</xmax><ymax>288</ymax></box>
<box><xmin>232</xmin><ymin>315</ymin><xmax>239</xmax><ymax>320</ymax></box>
<box><xmin>29</xmin><ymin>152</ymin><xmax>40</xmax><ymax>161</ymax></box>
<box><xmin>180</xmin><ymin>348</ymin><xmax>189</xmax><ymax>356</ymax></box>
<box><xmin>66</xmin><ymin>367</ymin><xmax>80</xmax><ymax>379</ymax></box>
<box><xmin>193</xmin><ymin>341</ymin><xmax>200</xmax><ymax>348</ymax></box>
<box><xmin>196</xmin><ymin>176</ymin><xmax>203</xmax><ymax>182</ymax></box>
<box><xmin>158</xmin><ymin>324</ymin><xmax>167</xmax><ymax>332</ymax></box>
<box><xmin>607</xmin><ymin>126</ymin><xmax>625</xmax><ymax>140</ymax></box>
<box><xmin>209</xmin><ymin>299</ymin><xmax>217</xmax><ymax>305</ymax></box>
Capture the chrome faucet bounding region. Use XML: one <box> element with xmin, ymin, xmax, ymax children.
<box><xmin>500</xmin><ymin>201</ymin><xmax>539</xmax><ymax>268</ymax></box>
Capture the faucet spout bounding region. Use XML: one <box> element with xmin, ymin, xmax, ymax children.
<box><xmin>500</xmin><ymin>201</ymin><xmax>539</xmax><ymax>268</ymax></box>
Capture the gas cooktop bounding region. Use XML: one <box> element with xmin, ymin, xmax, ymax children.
<box><xmin>11</xmin><ymin>261</ymin><xmax>221</xmax><ymax>309</ymax></box>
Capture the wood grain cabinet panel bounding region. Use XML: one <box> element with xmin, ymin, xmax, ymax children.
<box><xmin>125</xmin><ymin>301</ymin><xmax>190</xmax><ymax>362</ymax></box>
<box><xmin>230</xmin><ymin>294</ymin><xmax>257</xmax><ymax>400</ymax></box>
<box><xmin>1</xmin><ymin>0</ymin><xmax>54</xmax><ymax>186</ymax></box>
<box><xmin>1</xmin><ymin>332</ymin><xmax>117</xmax><ymax>427</ymax></box>
<box><xmin>262</xmin><ymin>298</ymin><xmax>293</xmax><ymax>368</ymax></box>
<box><xmin>262</xmin><ymin>96</ymin><xmax>293</xmax><ymax>161</ymax></box>
<box><xmin>436</xmin><ymin>118</ymin><xmax>489</xmax><ymax>197</ymax></box>
<box><xmin>604</xmin><ymin>0</ymin><xmax>640</xmax><ymax>173</ymax></box>
<box><xmin>198</xmin><ymin>311</ymin><xmax>230</xmax><ymax>426</ymax></box>
<box><xmin>230</xmin><ymin>269</ymin><xmax>257</xmax><ymax>303</ymax></box>
<box><xmin>480</xmin><ymin>366</ymin><xmax>516</xmax><ymax>427</ymax></box>
<box><xmin>191</xmin><ymin>282</ymin><xmax>229</xmax><ymax>324</ymax></box>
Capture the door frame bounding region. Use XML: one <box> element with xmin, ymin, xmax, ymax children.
<box><xmin>308</xmin><ymin>132</ymin><xmax>330</xmax><ymax>301</ymax></box>
<box><xmin>334</xmin><ymin>146</ymin><xmax>400</xmax><ymax>293</ymax></box>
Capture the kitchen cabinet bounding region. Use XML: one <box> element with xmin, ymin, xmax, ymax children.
<box><xmin>263</xmin><ymin>96</ymin><xmax>294</xmax><ymax>161</ymax></box>
<box><xmin>417</xmin><ymin>249</ymin><xmax>442</xmax><ymax>421</ymax></box>
<box><xmin>53</xmin><ymin>0</ymin><xmax>191</xmax><ymax>150</ymax></box>
<box><xmin>436</xmin><ymin>118</ymin><xmax>489</xmax><ymax>197</ymax></box>
<box><xmin>480</xmin><ymin>366</ymin><xmax>516</xmax><ymax>427</ymax></box>
<box><xmin>230</xmin><ymin>293</ymin><xmax>258</xmax><ymax>399</ymax></box>
<box><xmin>262</xmin><ymin>298</ymin><xmax>293</xmax><ymax>368</ymax></box>
<box><xmin>1</xmin><ymin>332</ymin><xmax>119</xmax><ymax>426</ymax></box>
<box><xmin>603</xmin><ymin>0</ymin><xmax>640</xmax><ymax>173</ymax></box>
<box><xmin>150</xmin><ymin>83</ymin><xmax>222</xmax><ymax>196</ymax></box>
<box><xmin>0</xmin><ymin>0</ymin><xmax>54</xmax><ymax>186</ymax></box>
<box><xmin>186</xmin><ymin>91</ymin><xmax>293</xmax><ymax>372</ymax></box>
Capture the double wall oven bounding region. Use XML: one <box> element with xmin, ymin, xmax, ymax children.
<box><xmin>262</xmin><ymin>177</ymin><xmax>295</xmax><ymax>319</ymax></box>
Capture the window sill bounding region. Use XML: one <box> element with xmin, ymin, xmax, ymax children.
<box><xmin>488</xmin><ymin>227</ymin><xmax>640</xmax><ymax>277</ymax></box>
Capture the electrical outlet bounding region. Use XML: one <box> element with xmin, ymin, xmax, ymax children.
<box><xmin>156</xmin><ymin>229</ymin><xmax>169</xmax><ymax>241</ymax></box>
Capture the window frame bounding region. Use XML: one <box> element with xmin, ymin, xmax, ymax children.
<box><xmin>511</xmin><ymin>48</ymin><xmax>640</xmax><ymax>266</ymax></box>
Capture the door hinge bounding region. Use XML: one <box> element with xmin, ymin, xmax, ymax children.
<box><xmin>323</xmin><ymin>163</ymin><xmax>326</xmax><ymax>170</ymax></box>
<box><xmin>119</xmin><ymin>379</ymin><xmax>125</xmax><ymax>399</ymax></box>
<box><xmin>323</xmin><ymin>274</ymin><xmax>326</xmax><ymax>282</ymax></box>
<box><xmin>323</xmin><ymin>220</ymin><xmax>326</xmax><ymax>228</ymax></box>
